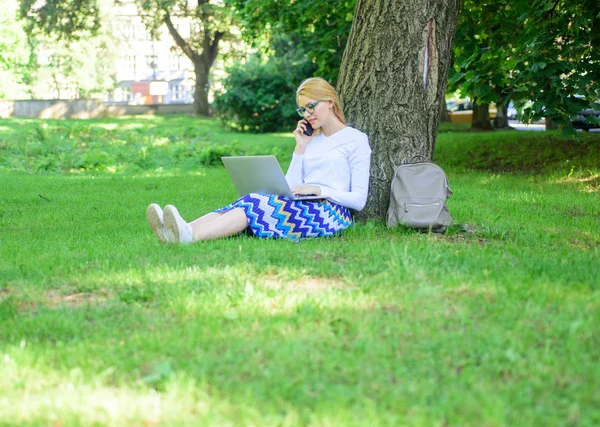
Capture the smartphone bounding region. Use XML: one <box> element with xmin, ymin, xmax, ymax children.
<box><xmin>303</xmin><ymin>120</ymin><xmax>314</xmax><ymax>136</ymax></box>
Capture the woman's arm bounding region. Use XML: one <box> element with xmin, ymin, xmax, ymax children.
<box><xmin>285</xmin><ymin>153</ymin><xmax>304</xmax><ymax>187</ymax></box>
<box><xmin>320</xmin><ymin>136</ymin><xmax>371</xmax><ymax>211</ymax></box>
<box><xmin>285</xmin><ymin>119</ymin><xmax>315</xmax><ymax>187</ymax></box>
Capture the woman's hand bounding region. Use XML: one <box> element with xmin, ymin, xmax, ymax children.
<box><xmin>291</xmin><ymin>185</ymin><xmax>322</xmax><ymax>196</ymax></box>
<box><xmin>293</xmin><ymin>119</ymin><xmax>314</xmax><ymax>155</ymax></box>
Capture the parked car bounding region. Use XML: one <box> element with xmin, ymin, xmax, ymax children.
<box><xmin>571</xmin><ymin>109</ymin><xmax>600</xmax><ymax>131</ymax></box>
<box><xmin>447</xmin><ymin>100</ymin><xmax>497</xmax><ymax>124</ymax></box>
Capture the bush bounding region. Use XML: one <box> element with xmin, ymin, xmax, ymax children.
<box><xmin>213</xmin><ymin>54</ymin><xmax>315</xmax><ymax>133</ymax></box>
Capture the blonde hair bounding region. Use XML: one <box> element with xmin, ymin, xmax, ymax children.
<box><xmin>296</xmin><ymin>77</ymin><xmax>346</xmax><ymax>125</ymax></box>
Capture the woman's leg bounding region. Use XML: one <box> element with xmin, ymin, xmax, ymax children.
<box><xmin>163</xmin><ymin>205</ymin><xmax>248</xmax><ymax>243</ymax></box>
<box><xmin>189</xmin><ymin>212</ymin><xmax>224</xmax><ymax>229</ymax></box>
<box><xmin>192</xmin><ymin>208</ymin><xmax>248</xmax><ymax>241</ymax></box>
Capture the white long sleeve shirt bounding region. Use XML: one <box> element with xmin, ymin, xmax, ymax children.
<box><xmin>285</xmin><ymin>126</ymin><xmax>372</xmax><ymax>211</ymax></box>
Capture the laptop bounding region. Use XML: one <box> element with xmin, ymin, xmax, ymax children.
<box><xmin>221</xmin><ymin>155</ymin><xmax>324</xmax><ymax>201</ymax></box>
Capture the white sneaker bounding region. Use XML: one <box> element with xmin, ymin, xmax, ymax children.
<box><xmin>163</xmin><ymin>205</ymin><xmax>193</xmax><ymax>244</ymax></box>
<box><xmin>146</xmin><ymin>203</ymin><xmax>171</xmax><ymax>243</ymax></box>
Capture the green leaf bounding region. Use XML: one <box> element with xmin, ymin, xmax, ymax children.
<box><xmin>473</xmin><ymin>85</ymin><xmax>492</xmax><ymax>99</ymax></box>
<box><xmin>586</xmin><ymin>115</ymin><xmax>600</xmax><ymax>125</ymax></box>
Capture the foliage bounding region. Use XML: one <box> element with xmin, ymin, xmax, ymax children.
<box><xmin>213</xmin><ymin>49</ymin><xmax>316</xmax><ymax>133</ymax></box>
<box><xmin>0</xmin><ymin>116</ymin><xmax>599</xmax><ymax>424</ymax></box>
<box><xmin>0</xmin><ymin>0</ymin><xmax>38</xmax><ymax>98</ymax></box>
<box><xmin>136</xmin><ymin>0</ymin><xmax>237</xmax><ymax>115</ymax></box>
<box><xmin>33</xmin><ymin>32</ymin><xmax>118</xmax><ymax>99</ymax></box>
<box><xmin>450</xmin><ymin>0</ymin><xmax>600</xmax><ymax>134</ymax></box>
<box><xmin>137</xmin><ymin>0</ymin><xmax>234</xmax><ymax>50</ymax></box>
<box><xmin>18</xmin><ymin>0</ymin><xmax>101</xmax><ymax>41</ymax></box>
<box><xmin>228</xmin><ymin>0</ymin><xmax>355</xmax><ymax>84</ymax></box>
<box><xmin>449</xmin><ymin>1</ymin><xmax>523</xmax><ymax>106</ymax></box>
<box><xmin>511</xmin><ymin>0</ymin><xmax>600</xmax><ymax>134</ymax></box>
<box><xmin>0</xmin><ymin>117</ymin><xmax>288</xmax><ymax>174</ymax></box>
<box><xmin>16</xmin><ymin>0</ymin><xmax>236</xmax><ymax>112</ymax></box>
<box><xmin>10</xmin><ymin>0</ymin><xmax>119</xmax><ymax>99</ymax></box>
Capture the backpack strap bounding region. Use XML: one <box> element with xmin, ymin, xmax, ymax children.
<box><xmin>409</xmin><ymin>155</ymin><xmax>429</xmax><ymax>163</ymax></box>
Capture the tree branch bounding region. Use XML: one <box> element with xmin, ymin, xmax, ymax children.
<box><xmin>544</xmin><ymin>0</ymin><xmax>561</xmax><ymax>19</ymax></box>
<box><xmin>164</xmin><ymin>12</ymin><xmax>200</xmax><ymax>62</ymax></box>
<box><xmin>207</xmin><ymin>31</ymin><xmax>224</xmax><ymax>65</ymax></box>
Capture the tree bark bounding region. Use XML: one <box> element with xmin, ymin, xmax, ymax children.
<box><xmin>193</xmin><ymin>59</ymin><xmax>210</xmax><ymax>115</ymax></box>
<box><xmin>440</xmin><ymin>100</ymin><xmax>450</xmax><ymax>122</ymax></box>
<box><xmin>337</xmin><ymin>0</ymin><xmax>461</xmax><ymax>220</ymax></box>
<box><xmin>493</xmin><ymin>94</ymin><xmax>510</xmax><ymax>130</ymax></box>
<box><xmin>471</xmin><ymin>101</ymin><xmax>493</xmax><ymax>131</ymax></box>
<box><xmin>545</xmin><ymin>118</ymin><xmax>558</xmax><ymax>130</ymax></box>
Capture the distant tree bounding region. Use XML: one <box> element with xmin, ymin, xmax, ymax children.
<box><xmin>448</xmin><ymin>0</ymin><xmax>526</xmax><ymax>131</ymax></box>
<box><xmin>18</xmin><ymin>0</ymin><xmax>234</xmax><ymax>115</ymax></box>
<box><xmin>35</xmin><ymin>35</ymin><xmax>117</xmax><ymax>99</ymax></box>
<box><xmin>16</xmin><ymin>0</ymin><xmax>118</xmax><ymax>99</ymax></box>
<box><xmin>18</xmin><ymin>0</ymin><xmax>101</xmax><ymax>41</ymax></box>
<box><xmin>46</xmin><ymin>52</ymin><xmax>74</xmax><ymax>99</ymax></box>
<box><xmin>137</xmin><ymin>0</ymin><xmax>235</xmax><ymax>115</ymax></box>
<box><xmin>0</xmin><ymin>0</ymin><xmax>36</xmax><ymax>98</ymax></box>
<box><xmin>338</xmin><ymin>0</ymin><xmax>461</xmax><ymax>219</ymax></box>
<box><xmin>512</xmin><ymin>0</ymin><xmax>600</xmax><ymax>133</ymax></box>
<box><xmin>229</xmin><ymin>0</ymin><xmax>355</xmax><ymax>84</ymax></box>
<box><xmin>450</xmin><ymin>0</ymin><xmax>600</xmax><ymax>134</ymax></box>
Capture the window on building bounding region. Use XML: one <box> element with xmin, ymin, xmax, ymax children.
<box><xmin>135</xmin><ymin>23</ymin><xmax>149</xmax><ymax>41</ymax></box>
<box><xmin>124</xmin><ymin>55</ymin><xmax>136</xmax><ymax>71</ymax></box>
<box><xmin>171</xmin><ymin>85</ymin><xmax>187</xmax><ymax>101</ymax></box>
<box><xmin>123</xmin><ymin>23</ymin><xmax>135</xmax><ymax>39</ymax></box>
<box><xmin>169</xmin><ymin>54</ymin><xmax>183</xmax><ymax>71</ymax></box>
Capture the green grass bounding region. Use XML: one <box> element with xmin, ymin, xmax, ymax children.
<box><xmin>0</xmin><ymin>115</ymin><xmax>599</xmax><ymax>425</ymax></box>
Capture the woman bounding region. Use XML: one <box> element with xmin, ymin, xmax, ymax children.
<box><xmin>146</xmin><ymin>77</ymin><xmax>371</xmax><ymax>243</ymax></box>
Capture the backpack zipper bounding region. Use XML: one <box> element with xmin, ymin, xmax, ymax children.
<box><xmin>404</xmin><ymin>201</ymin><xmax>441</xmax><ymax>212</ymax></box>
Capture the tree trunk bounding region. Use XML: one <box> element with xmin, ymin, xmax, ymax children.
<box><xmin>493</xmin><ymin>95</ymin><xmax>510</xmax><ymax>129</ymax></box>
<box><xmin>164</xmin><ymin>13</ymin><xmax>223</xmax><ymax>117</ymax></box>
<box><xmin>545</xmin><ymin>118</ymin><xmax>558</xmax><ymax>130</ymax></box>
<box><xmin>472</xmin><ymin>101</ymin><xmax>493</xmax><ymax>131</ymax></box>
<box><xmin>440</xmin><ymin>100</ymin><xmax>450</xmax><ymax>122</ymax></box>
<box><xmin>193</xmin><ymin>59</ymin><xmax>210</xmax><ymax>116</ymax></box>
<box><xmin>52</xmin><ymin>72</ymin><xmax>61</xmax><ymax>99</ymax></box>
<box><xmin>337</xmin><ymin>0</ymin><xmax>461</xmax><ymax>220</ymax></box>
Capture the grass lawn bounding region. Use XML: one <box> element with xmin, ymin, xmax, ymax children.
<box><xmin>0</xmin><ymin>115</ymin><xmax>599</xmax><ymax>425</ymax></box>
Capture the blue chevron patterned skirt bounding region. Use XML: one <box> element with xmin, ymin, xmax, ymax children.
<box><xmin>215</xmin><ymin>193</ymin><xmax>353</xmax><ymax>240</ymax></box>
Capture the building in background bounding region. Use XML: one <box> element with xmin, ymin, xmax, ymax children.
<box><xmin>107</xmin><ymin>0</ymin><xmax>195</xmax><ymax>105</ymax></box>
<box><xmin>2</xmin><ymin>0</ymin><xmax>241</xmax><ymax>105</ymax></box>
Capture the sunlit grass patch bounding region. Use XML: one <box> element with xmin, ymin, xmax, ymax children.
<box><xmin>0</xmin><ymin>358</ymin><xmax>241</xmax><ymax>425</ymax></box>
<box><xmin>555</xmin><ymin>171</ymin><xmax>600</xmax><ymax>193</ymax></box>
<box><xmin>93</xmin><ymin>122</ymin><xmax>147</xmax><ymax>131</ymax></box>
